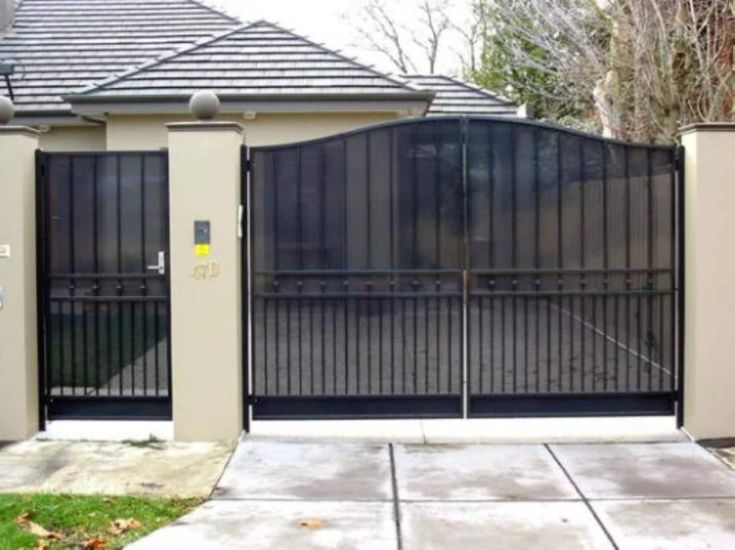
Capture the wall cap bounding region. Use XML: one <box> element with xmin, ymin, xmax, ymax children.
<box><xmin>0</xmin><ymin>125</ymin><xmax>41</xmax><ymax>137</ymax></box>
<box><xmin>679</xmin><ymin>122</ymin><xmax>735</xmax><ymax>136</ymax></box>
<box><xmin>167</xmin><ymin>121</ymin><xmax>243</xmax><ymax>134</ymax></box>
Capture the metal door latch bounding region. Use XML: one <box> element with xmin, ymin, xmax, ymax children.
<box><xmin>147</xmin><ymin>251</ymin><xmax>166</xmax><ymax>275</ymax></box>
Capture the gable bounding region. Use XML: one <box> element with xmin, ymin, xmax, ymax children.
<box><xmin>0</xmin><ymin>0</ymin><xmax>239</xmax><ymax>114</ymax></box>
<box><xmin>73</xmin><ymin>21</ymin><xmax>427</xmax><ymax>101</ymax></box>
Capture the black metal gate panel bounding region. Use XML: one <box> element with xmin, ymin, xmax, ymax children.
<box><xmin>247</xmin><ymin>117</ymin><xmax>682</xmax><ymax>420</ymax></box>
<box><xmin>37</xmin><ymin>151</ymin><xmax>172</xmax><ymax>420</ymax></box>
<box><xmin>249</xmin><ymin>120</ymin><xmax>465</xmax><ymax>418</ymax></box>
<box><xmin>465</xmin><ymin>120</ymin><xmax>680</xmax><ymax>416</ymax></box>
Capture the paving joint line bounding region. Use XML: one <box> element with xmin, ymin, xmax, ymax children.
<box><xmin>210</xmin><ymin>496</ymin><xmax>395</xmax><ymax>503</ymax></box>
<box><xmin>389</xmin><ymin>443</ymin><xmax>403</xmax><ymax>550</ymax></box>
<box><xmin>544</xmin><ymin>443</ymin><xmax>619</xmax><ymax>550</ymax></box>
<box><xmin>207</xmin><ymin>442</ymin><xmax>239</xmax><ymax>500</ymax></box>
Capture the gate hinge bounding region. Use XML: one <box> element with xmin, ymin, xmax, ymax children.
<box><xmin>243</xmin><ymin>158</ymin><xmax>253</xmax><ymax>172</ymax></box>
<box><xmin>247</xmin><ymin>395</ymin><xmax>258</xmax><ymax>405</ymax></box>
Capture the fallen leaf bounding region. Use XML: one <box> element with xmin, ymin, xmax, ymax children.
<box><xmin>108</xmin><ymin>518</ymin><xmax>142</xmax><ymax>535</ymax></box>
<box><xmin>81</xmin><ymin>537</ymin><xmax>106</xmax><ymax>549</ymax></box>
<box><xmin>299</xmin><ymin>518</ymin><xmax>325</xmax><ymax>529</ymax></box>
<box><xmin>35</xmin><ymin>540</ymin><xmax>50</xmax><ymax>550</ymax></box>
<box><xmin>23</xmin><ymin>521</ymin><xmax>63</xmax><ymax>540</ymax></box>
<box><xmin>14</xmin><ymin>512</ymin><xmax>31</xmax><ymax>525</ymax></box>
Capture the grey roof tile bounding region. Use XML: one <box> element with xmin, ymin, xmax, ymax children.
<box><xmin>0</xmin><ymin>0</ymin><xmax>239</xmax><ymax>112</ymax></box>
<box><xmin>75</xmin><ymin>21</ymin><xmax>424</xmax><ymax>100</ymax></box>
<box><xmin>402</xmin><ymin>74</ymin><xmax>517</xmax><ymax>116</ymax></box>
<box><xmin>1</xmin><ymin>2</ymin><xmax>509</xmax><ymax>116</ymax></box>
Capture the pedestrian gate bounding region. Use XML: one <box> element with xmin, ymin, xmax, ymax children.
<box><xmin>247</xmin><ymin>116</ymin><xmax>683</xmax><ymax>420</ymax></box>
<box><xmin>37</xmin><ymin>151</ymin><xmax>172</xmax><ymax>421</ymax></box>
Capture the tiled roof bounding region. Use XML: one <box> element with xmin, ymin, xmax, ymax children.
<box><xmin>0</xmin><ymin>0</ymin><xmax>239</xmax><ymax>113</ymax></box>
<box><xmin>0</xmin><ymin>2</ymin><xmax>513</xmax><ymax>116</ymax></box>
<box><xmin>403</xmin><ymin>74</ymin><xmax>518</xmax><ymax>116</ymax></box>
<box><xmin>73</xmin><ymin>21</ymin><xmax>426</xmax><ymax>100</ymax></box>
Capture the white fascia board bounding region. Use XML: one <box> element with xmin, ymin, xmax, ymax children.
<box><xmin>69</xmin><ymin>99</ymin><xmax>430</xmax><ymax>117</ymax></box>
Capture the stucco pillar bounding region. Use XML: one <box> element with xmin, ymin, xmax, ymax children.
<box><xmin>167</xmin><ymin>122</ymin><xmax>243</xmax><ymax>442</ymax></box>
<box><xmin>0</xmin><ymin>126</ymin><xmax>40</xmax><ymax>441</ymax></box>
<box><xmin>681</xmin><ymin>123</ymin><xmax>735</xmax><ymax>441</ymax></box>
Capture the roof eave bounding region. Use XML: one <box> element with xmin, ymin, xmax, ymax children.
<box><xmin>12</xmin><ymin>110</ymin><xmax>105</xmax><ymax>127</ymax></box>
<box><xmin>65</xmin><ymin>91</ymin><xmax>435</xmax><ymax>116</ymax></box>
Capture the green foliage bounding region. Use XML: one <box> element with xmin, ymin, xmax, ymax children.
<box><xmin>469</xmin><ymin>2</ymin><xmax>593</xmax><ymax>122</ymax></box>
<box><xmin>0</xmin><ymin>494</ymin><xmax>201</xmax><ymax>549</ymax></box>
<box><xmin>467</xmin><ymin>0</ymin><xmax>734</xmax><ymax>142</ymax></box>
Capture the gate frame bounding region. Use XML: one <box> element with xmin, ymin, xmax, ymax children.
<box><xmin>35</xmin><ymin>149</ymin><xmax>174</xmax><ymax>423</ymax></box>
<box><xmin>243</xmin><ymin>115</ymin><xmax>685</xmax><ymax>422</ymax></box>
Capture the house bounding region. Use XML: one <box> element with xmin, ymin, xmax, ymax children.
<box><xmin>0</xmin><ymin>0</ymin><xmax>734</xmax><ymax>452</ymax></box>
<box><xmin>0</xmin><ymin>0</ymin><xmax>522</xmax><ymax>151</ymax></box>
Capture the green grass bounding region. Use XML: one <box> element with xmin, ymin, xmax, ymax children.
<box><xmin>0</xmin><ymin>494</ymin><xmax>202</xmax><ymax>549</ymax></box>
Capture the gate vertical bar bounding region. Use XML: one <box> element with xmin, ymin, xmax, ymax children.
<box><xmin>35</xmin><ymin>150</ymin><xmax>48</xmax><ymax>431</ymax></box>
<box><xmin>461</xmin><ymin>117</ymin><xmax>469</xmax><ymax>418</ymax></box>
<box><xmin>242</xmin><ymin>145</ymin><xmax>251</xmax><ymax>432</ymax></box>
<box><xmin>163</xmin><ymin>152</ymin><xmax>173</xmax><ymax>418</ymax></box>
<box><xmin>675</xmin><ymin>145</ymin><xmax>685</xmax><ymax>428</ymax></box>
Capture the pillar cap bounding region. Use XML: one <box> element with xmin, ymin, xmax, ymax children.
<box><xmin>167</xmin><ymin>121</ymin><xmax>243</xmax><ymax>134</ymax></box>
<box><xmin>679</xmin><ymin>122</ymin><xmax>735</xmax><ymax>136</ymax></box>
<box><xmin>0</xmin><ymin>95</ymin><xmax>14</xmax><ymax>124</ymax></box>
<box><xmin>189</xmin><ymin>91</ymin><xmax>221</xmax><ymax>121</ymax></box>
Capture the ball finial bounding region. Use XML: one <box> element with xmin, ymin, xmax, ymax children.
<box><xmin>0</xmin><ymin>95</ymin><xmax>14</xmax><ymax>125</ymax></box>
<box><xmin>189</xmin><ymin>91</ymin><xmax>220</xmax><ymax>121</ymax></box>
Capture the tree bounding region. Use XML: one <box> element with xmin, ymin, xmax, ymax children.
<box><xmin>470</xmin><ymin>0</ymin><xmax>734</xmax><ymax>143</ymax></box>
<box><xmin>347</xmin><ymin>0</ymin><xmax>455</xmax><ymax>74</ymax></box>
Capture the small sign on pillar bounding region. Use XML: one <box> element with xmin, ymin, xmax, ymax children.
<box><xmin>194</xmin><ymin>220</ymin><xmax>211</xmax><ymax>257</ymax></box>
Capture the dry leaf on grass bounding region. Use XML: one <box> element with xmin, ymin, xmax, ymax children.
<box><xmin>16</xmin><ymin>516</ymin><xmax>64</xmax><ymax>541</ymax></box>
<box><xmin>299</xmin><ymin>518</ymin><xmax>325</xmax><ymax>529</ymax></box>
<box><xmin>108</xmin><ymin>518</ymin><xmax>142</xmax><ymax>535</ymax></box>
<box><xmin>14</xmin><ymin>511</ymin><xmax>31</xmax><ymax>525</ymax></box>
<box><xmin>81</xmin><ymin>536</ymin><xmax>106</xmax><ymax>549</ymax></box>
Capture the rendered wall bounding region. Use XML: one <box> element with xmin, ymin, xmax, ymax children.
<box><xmin>107</xmin><ymin>112</ymin><xmax>401</xmax><ymax>150</ymax></box>
<box><xmin>0</xmin><ymin>127</ymin><xmax>40</xmax><ymax>440</ymax></box>
<box><xmin>681</xmin><ymin>124</ymin><xmax>735</xmax><ymax>440</ymax></box>
<box><xmin>167</xmin><ymin>122</ymin><xmax>244</xmax><ymax>442</ymax></box>
<box><xmin>38</xmin><ymin>124</ymin><xmax>106</xmax><ymax>151</ymax></box>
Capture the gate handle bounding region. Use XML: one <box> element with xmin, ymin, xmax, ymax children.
<box><xmin>147</xmin><ymin>251</ymin><xmax>166</xmax><ymax>275</ymax></box>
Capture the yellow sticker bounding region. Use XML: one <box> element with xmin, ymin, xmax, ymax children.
<box><xmin>195</xmin><ymin>244</ymin><xmax>210</xmax><ymax>257</ymax></box>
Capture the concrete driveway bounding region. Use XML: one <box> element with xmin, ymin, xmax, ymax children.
<box><xmin>129</xmin><ymin>440</ymin><xmax>735</xmax><ymax>549</ymax></box>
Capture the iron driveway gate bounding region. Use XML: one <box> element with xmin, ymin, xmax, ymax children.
<box><xmin>37</xmin><ymin>151</ymin><xmax>172</xmax><ymax>421</ymax></box>
<box><xmin>247</xmin><ymin>117</ymin><xmax>682</xmax><ymax>420</ymax></box>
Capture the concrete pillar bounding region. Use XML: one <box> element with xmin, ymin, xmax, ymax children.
<box><xmin>681</xmin><ymin>123</ymin><xmax>735</xmax><ymax>441</ymax></box>
<box><xmin>167</xmin><ymin>122</ymin><xmax>244</xmax><ymax>442</ymax></box>
<box><xmin>0</xmin><ymin>126</ymin><xmax>40</xmax><ymax>441</ymax></box>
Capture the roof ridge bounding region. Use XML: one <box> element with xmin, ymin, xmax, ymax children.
<box><xmin>402</xmin><ymin>73</ymin><xmax>515</xmax><ymax>105</ymax></box>
<box><xmin>249</xmin><ymin>20</ymin><xmax>422</xmax><ymax>93</ymax></box>
<box><xmin>185</xmin><ymin>0</ymin><xmax>242</xmax><ymax>25</ymax></box>
<box><xmin>443</xmin><ymin>74</ymin><xmax>515</xmax><ymax>105</ymax></box>
<box><xmin>76</xmin><ymin>23</ymin><xmax>249</xmax><ymax>95</ymax></box>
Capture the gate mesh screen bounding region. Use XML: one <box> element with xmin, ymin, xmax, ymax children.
<box><xmin>251</xmin><ymin>121</ymin><xmax>465</xmax><ymax>415</ymax></box>
<box><xmin>39</xmin><ymin>152</ymin><xmax>171</xmax><ymax>419</ymax></box>
<box><xmin>248</xmin><ymin>117</ymin><xmax>680</xmax><ymax>418</ymax></box>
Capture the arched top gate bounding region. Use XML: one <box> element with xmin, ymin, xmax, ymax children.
<box><xmin>246</xmin><ymin>116</ymin><xmax>682</xmax><ymax>420</ymax></box>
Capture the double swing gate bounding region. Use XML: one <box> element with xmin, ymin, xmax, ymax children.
<box><xmin>37</xmin><ymin>151</ymin><xmax>172</xmax><ymax>421</ymax></box>
<box><xmin>248</xmin><ymin>117</ymin><xmax>683</xmax><ymax>420</ymax></box>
